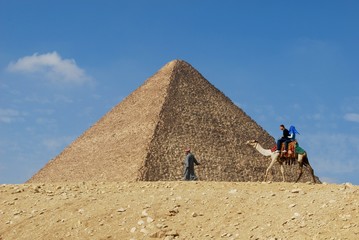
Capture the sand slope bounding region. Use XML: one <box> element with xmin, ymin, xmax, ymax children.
<box><xmin>1</xmin><ymin>181</ymin><xmax>358</xmax><ymax>240</ymax></box>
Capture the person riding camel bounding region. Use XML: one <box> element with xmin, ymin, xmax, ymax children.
<box><xmin>287</xmin><ymin>125</ymin><xmax>300</xmax><ymax>154</ymax></box>
<box><xmin>275</xmin><ymin>125</ymin><xmax>301</xmax><ymax>154</ymax></box>
<box><xmin>275</xmin><ymin>124</ymin><xmax>290</xmax><ymax>153</ymax></box>
<box><xmin>288</xmin><ymin>125</ymin><xmax>299</xmax><ymax>141</ymax></box>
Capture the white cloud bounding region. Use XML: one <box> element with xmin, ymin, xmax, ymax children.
<box><xmin>7</xmin><ymin>52</ymin><xmax>92</xmax><ymax>85</ymax></box>
<box><xmin>53</xmin><ymin>94</ymin><xmax>74</xmax><ymax>103</ymax></box>
<box><xmin>42</xmin><ymin>136</ymin><xmax>74</xmax><ymax>151</ymax></box>
<box><xmin>302</xmin><ymin>133</ymin><xmax>359</xmax><ymax>177</ymax></box>
<box><xmin>319</xmin><ymin>176</ymin><xmax>341</xmax><ymax>184</ymax></box>
<box><xmin>23</xmin><ymin>94</ymin><xmax>73</xmax><ymax>104</ymax></box>
<box><xmin>0</xmin><ymin>108</ymin><xmax>25</xmax><ymax>123</ymax></box>
<box><xmin>344</xmin><ymin>113</ymin><xmax>359</xmax><ymax>123</ymax></box>
<box><xmin>291</xmin><ymin>38</ymin><xmax>336</xmax><ymax>56</ymax></box>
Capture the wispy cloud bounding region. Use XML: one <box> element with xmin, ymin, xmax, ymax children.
<box><xmin>7</xmin><ymin>52</ymin><xmax>92</xmax><ymax>85</ymax></box>
<box><xmin>22</xmin><ymin>94</ymin><xmax>73</xmax><ymax>104</ymax></box>
<box><xmin>291</xmin><ymin>38</ymin><xmax>337</xmax><ymax>56</ymax></box>
<box><xmin>42</xmin><ymin>136</ymin><xmax>74</xmax><ymax>151</ymax></box>
<box><xmin>319</xmin><ymin>176</ymin><xmax>341</xmax><ymax>184</ymax></box>
<box><xmin>344</xmin><ymin>113</ymin><xmax>359</xmax><ymax>123</ymax></box>
<box><xmin>303</xmin><ymin>133</ymin><xmax>359</xmax><ymax>176</ymax></box>
<box><xmin>0</xmin><ymin>108</ymin><xmax>25</xmax><ymax>123</ymax></box>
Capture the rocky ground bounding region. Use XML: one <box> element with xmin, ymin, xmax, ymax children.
<box><xmin>0</xmin><ymin>181</ymin><xmax>358</xmax><ymax>240</ymax></box>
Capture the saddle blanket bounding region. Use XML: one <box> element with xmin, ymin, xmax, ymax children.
<box><xmin>271</xmin><ymin>141</ymin><xmax>296</xmax><ymax>158</ymax></box>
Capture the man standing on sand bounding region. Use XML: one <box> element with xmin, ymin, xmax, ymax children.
<box><xmin>183</xmin><ymin>148</ymin><xmax>200</xmax><ymax>181</ymax></box>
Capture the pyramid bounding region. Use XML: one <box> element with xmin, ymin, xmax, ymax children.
<box><xmin>28</xmin><ymin>60</ymin><xmax>316</xmax><ymax>183</ymax></box>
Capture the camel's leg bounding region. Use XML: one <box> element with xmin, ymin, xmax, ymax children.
<box><xmin>296</xmin><ymin>154</ymin><xmax>316</xmax><ymax>183</ymax></box>
<box><xmin>295</xmin><ymin>164</ymin><xmax>303</xmax><ymax>183</ymax></box>
<box><xmin>303</xmin><ymin>154</ymin><xmax>316</xmax><ymax>183</ymax></box>
<box><xmin>280</xmin><ymin>163</ymin><xmax>285</xmax><ymax>182</ymax></box>
<box><xmin>295</xmin><ymin>154</ymin><xmax>305</xmax><ymax>182</ymax></box>
<box><xmin>295</xmin><ymin>154</ymin><xmax>304</xmax><ymax>183</ymax></box>
<box><xmin>307</xmin><ymin>164</ymin><xmax>316</xmax><ymax>184</ymax></box>
<box><xmin>304</xmin><ymin>155</ymin><xmax>316</xmax><ymax>184</ymax></box>
<box><xmin>264</xmin><ymin>154</ymin><xmax>278</xmax><ymax>182</ymax></box>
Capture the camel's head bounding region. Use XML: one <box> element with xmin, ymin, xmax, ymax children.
<box><xmin>245</xmin><ymin>140</ymin><xmax>258</xmax><ymax>147</ymax></box>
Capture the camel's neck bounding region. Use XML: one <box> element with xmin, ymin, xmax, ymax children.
<box><xmin>254</xmin><ymin>143</ymin><xmax>272</xmax><ymax>157</ymax></box>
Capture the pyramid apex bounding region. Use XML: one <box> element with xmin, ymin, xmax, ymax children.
<box><xmin>162</xmin><ymin>59</ymin><xmax>192</xmax><ymax>69</ymax></box>
<box><xmin>167</xmin><ymin>59</ymin><xmax>187</xmax><ymax>64</ymax></box>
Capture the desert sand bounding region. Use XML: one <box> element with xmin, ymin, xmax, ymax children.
<box><xmin>1</xmin><ymin>181</ymin><xmax>358</xmax><ymax>240</ymax></box>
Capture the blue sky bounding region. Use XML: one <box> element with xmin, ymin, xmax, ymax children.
<box><xmin>1</xmin><ymin>1</ymin><xmax>358</xmax><ymax>184</ymax></box>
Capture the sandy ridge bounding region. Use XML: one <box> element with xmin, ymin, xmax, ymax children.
<box><xmin>1</xmin><ymin>181</ymin><xmax>358</xmax><ymax>239</ymax></box>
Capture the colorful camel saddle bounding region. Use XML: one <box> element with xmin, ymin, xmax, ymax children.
<box><xmin>271</xmin><ymin>141</ymin><xmax>307</xmax><ymax>165</ymax></box>
<box><xmin>271</xmin><ymin>141</ymin><xmax>297</xmax><ymax>158</ymax></box>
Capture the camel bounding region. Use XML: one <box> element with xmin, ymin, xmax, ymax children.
<box><xmin>245</xmin><ymin>140</ymin><xmax>316</xmax><ymax>183</ymax></box>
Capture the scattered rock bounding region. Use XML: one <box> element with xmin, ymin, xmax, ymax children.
<box><xmin>228</xmin><ymin>189</ymin><xmax>237</xmax><ymax>194</ymax></box>
<box><xmin>156</xmin><ymin>223</ymin><xmax>168</xmax><ymax>229</ymax></box>
<box><xmin>291</xmin><ymin>212</ymin><xmax>300</xmax><ymax>220</ymax></box>
<box><xmin>142</xmin><ymin>209</ymin><xmax>148</xmax><ymax>217</ymax></box>
<box><xmin>147</xmin><ymin>217</ymin><xmax>154</xmax><ymax>223</ymax></box>
<box><xmin>288</xmin><ymin>204</ymin><xmax>296</xmax><ymax>208</ymax></box>
<box><xmin>140</xmin><ymin>228</ymin><xmax>149</xmax><ymax>234</ymax></box>
<box><xmin>165</xmin><ymin>230</ymin><xmax>179</xmax><ymax>237</ymax></box>
<box><xmin>117</xmin><ymin>208</ymin><xmax>126</xmax><ymax>213</ymax></box>
<box><xmin>291</xmin><ymin>189</ymin><xmax>301</xmax><ymax>193</ymax></box>
<box><xmin>149</xmin><ymin>230</ymin><xmax>166</xmax><ymax>238</ymax></box>
<box><xmin>168</xmin><ymin>206</ymin><xmax>180</xmax><ymax>216</ymax></box>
